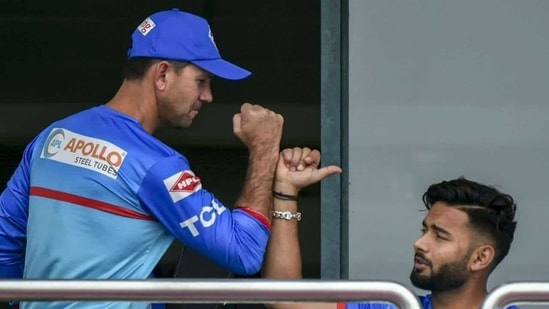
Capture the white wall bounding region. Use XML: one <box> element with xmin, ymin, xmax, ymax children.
<box><xmin>347</xmin><ymin>0</ymin><xmax>549</xmax><ymax>306</ymax></box>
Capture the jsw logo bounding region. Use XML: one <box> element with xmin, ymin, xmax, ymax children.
<box><xmin>179</xmin><ymin>200</ymin><xmax>226</xmax><ymax>237</ymax></box>
<box><xmin>138</xmin><ymin>18</ymin><xmax>156</xmax><ymax>36</ymax></box>
<box><xmin>140</xmin><ymin>21</ymin><xmax>152</xmax><ymax>33</ymax></box>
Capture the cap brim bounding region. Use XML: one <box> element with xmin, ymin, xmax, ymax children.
<box><xmin>191</xmin><ymin>59</ymin><xmax>251</xmax><ymax>80</ymax></box>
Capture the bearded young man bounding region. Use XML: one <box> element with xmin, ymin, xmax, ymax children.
<box><xmin>264</xmin><ymin>151</ymin><xmax>518</xmax><ymax>309</ymax></box>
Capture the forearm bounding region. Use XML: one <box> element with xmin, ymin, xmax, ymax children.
<box><xmin>236</xmin><ymin>147</ymin><xmax>279</xmax><ymax>219</ymax></box>
<box><xmin>263</xmin><ymin>198</ymin><xmax>336</xmax><ymax>309</ymax></box>
<box><xmin>263</xmin><ymin>147</ymin><xmax>341</xmax><ymax>309</ymax></box>
<box><xmin>264</xmin><ymin>204</ymin><xmax>335</xmax><ymax>309</ymax></box>
<box><xmin>262</xmin><ymin>182</ymin><xmax>302</xmax><ymax>279</ymax></box>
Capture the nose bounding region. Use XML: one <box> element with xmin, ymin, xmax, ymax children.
<box><xmin>200</xmin><ymin>86</ymin><xmax>213</xmax><ymax>104</ymax></box>
<box><xmin>413</xmin><ymin>234</ymin><xmax>428</xmax><ymax>253</ymax></box>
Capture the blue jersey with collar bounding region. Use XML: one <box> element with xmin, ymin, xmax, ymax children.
<box><xmin>0</xmin><ymin>105</ymin><xmax>270</xmax><ymax>309</ymax></box>
<box><xmin>344</xmin><ymin>294</ymin><xmax>519</xmax><ymax>308</ymax></box>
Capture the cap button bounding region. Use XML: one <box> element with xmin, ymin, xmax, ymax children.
<box><xmin>172</xmin><ymin>8</ymin><xmax>180</xmax><ymax>11</ymax></box>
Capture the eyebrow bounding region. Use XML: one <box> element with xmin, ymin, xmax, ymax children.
<box><xmin>422</xmin><ymin>221</ymin><xmax>452</xmax><ymax>237</ymax></box>
<box><xmin>198</xmin><ymin>73</ymin><xmax>214</xmax><ymax>79</ymax></box>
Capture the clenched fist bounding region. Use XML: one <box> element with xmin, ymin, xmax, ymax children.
<box><xmin>233</xmin><ymin>103</ymin><xmax>284</xmax><ymax>152</ymax></box>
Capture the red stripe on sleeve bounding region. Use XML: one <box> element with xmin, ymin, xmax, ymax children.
<box><xmin>236</xmin><ymin>207</ymin><xmax>272</xmax><ymax>231</ymax></box>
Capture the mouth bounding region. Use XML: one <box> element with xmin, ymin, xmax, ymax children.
<box><xmin>414</xmin><ymin>254</ymin><xmax>431</xmax><ymax>270</ymax></box>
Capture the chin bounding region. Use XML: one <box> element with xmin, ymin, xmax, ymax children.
<box><xmin>410</xmin><ymin>276</ymin><xmax>432</xmax><ymax>290</ymax></box>
<box><xmin>174</xmin><ymin>118</ymin><xmax>193</xmax><ymax>129</ymax></box>
<box><xmin>175</xmin><ymin>124</ymin><xmax>192</xmax><ymax>129</ymax></box>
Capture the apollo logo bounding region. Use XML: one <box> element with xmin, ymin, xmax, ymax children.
<box><xmin>63</xmin><ymin>138</ymin><xmax>124</xmax><ymax>167</ymax></box>
<box><xmin>40</xmin><ymin>128</ymin><xmax>127</xmax><ymax>179</ymax></box>
<box><xmin>164</xmin><ymin>170</ymin><xmax>202</xmax><ymax>203</ymax></box>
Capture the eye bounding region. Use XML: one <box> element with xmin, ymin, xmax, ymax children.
<box><xmin>420</xmin><ymin>228</ymin><xmax>426</xmax><ymax>234</ymax></box>
<box><xmin>435</xmin><ymin>234</ymin><xmax>448</xmax><ymax>241</ymax></box>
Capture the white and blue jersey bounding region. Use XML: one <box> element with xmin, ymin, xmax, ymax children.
<box><xmin>0</xmin><ymin>105</ymin><xmax>271</xmax><ymax>309</ymax></box>
<box><xmin>342</xmin><ymin>294</ymin><xmax>519</xmax><ymax>308</ymax></box>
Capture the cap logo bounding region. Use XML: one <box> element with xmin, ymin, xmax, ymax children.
<box><xmin>138</xmin><ymin>17</ymin><xmax>156</xmax><ymax>36</ymax></box>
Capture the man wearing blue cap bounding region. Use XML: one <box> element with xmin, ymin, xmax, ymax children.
<box><xmin>0</xmin><ymin>9</ymin><xmax>283</xmax><ymax>309</ymax></box>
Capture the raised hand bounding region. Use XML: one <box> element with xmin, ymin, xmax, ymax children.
<box><xmin>232</xmin><ymin>103</ymin><xmax>284</xmax><ymax>152</ymax></box>
<box><xmin>274</xmin><ymin>147</ymin><xmax>342</xmax><ymax>195</ymax></box>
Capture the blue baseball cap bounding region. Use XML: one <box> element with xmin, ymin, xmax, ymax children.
<box><xmin>127</xmin><ymin>8</ymin><xmax>251</xmax><ymax>80</ymax></box>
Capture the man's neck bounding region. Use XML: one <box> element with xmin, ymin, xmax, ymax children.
<box><xmin>430</xmin><ymin>284</ymin><xmax>487</xmax><ymax>309</ymax></box>
<box><xmin>106</xmin><ymin>80</ymin><xmax>158</xmax><ymax>133</ymax></box>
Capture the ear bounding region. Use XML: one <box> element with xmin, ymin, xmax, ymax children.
<box><xmin>469</xmin><ymin>245</ymin><xmax>495</xmax><ymax>272</ymax></box>
<box><xmin>153</xmin><ymin>61</ymin><xmax>171</xmax><ymax>91</ymax></box>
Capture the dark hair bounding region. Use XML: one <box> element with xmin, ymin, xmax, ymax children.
<box><xmin>422</xmin><ymin>177</ymin><xmax>517</xmax><ymax>269</ymax></box>
<box><xmin>123</xmin><ymin>58</ymin><xmax>189</xmax><ymax>80</ymax></box>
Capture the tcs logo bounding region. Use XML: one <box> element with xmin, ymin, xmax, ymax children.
<box><xmin>180</xmin><ymin>199</ymin><xmax>226</xmax><ymax>237</ymax></box>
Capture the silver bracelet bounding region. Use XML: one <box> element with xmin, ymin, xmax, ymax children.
<box><xmin>272</xmin><ymin>210</ymin><xmax>302</xmax><ymax>221</ymax></box>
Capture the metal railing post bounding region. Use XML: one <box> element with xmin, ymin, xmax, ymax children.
<box><xmin>482</xmin><ymin>282</ymin><xmax>549</xmax><ymax>309</ymax></box>
<box><xmin>0</xmin><ymin>279</ymin><xmax>421</xmax><ymax>309</ymax></box>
